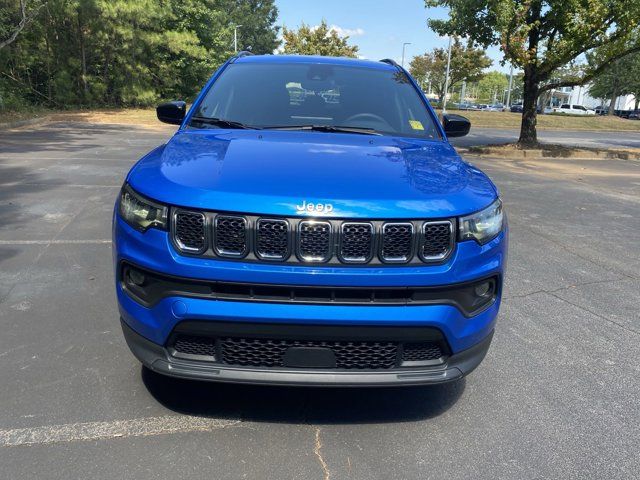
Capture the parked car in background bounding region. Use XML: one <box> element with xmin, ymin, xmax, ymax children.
<box><xmin>594</xmin><ymin>105</ymin><xmax>609</xmax><ymax>115</ymax></box>
<box><xmin>457</xmin><ymin>102</ymin><xmax>477</xmax><ymax>110</ymax></box>
<box><xmin>629</xmin><ymin>110</ymin><xmax>640</xmax><ymax>120</ymax></box>
<box><xmin>553</xmin><ymin>104</ymin><xmax>596</xmax><ymax>115</ymax></box>
<box><xmin>480</xmin><ymin>103</ymin><xmax>505</xmax><ymax>112</ymax></box>
<box><xmin>510</xmin><ymin>103</ymin><xmax>543</xmax><ymax>114</ymax></box>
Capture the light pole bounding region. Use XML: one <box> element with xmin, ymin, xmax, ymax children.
<box><xmin>505</xmin><ymin>64</ymin><xmax>514</xmax><ymax>107</ymax></box>
<box><xmin>442</xmin><ymin>35</ymin><xmax>453</xmax><ymax>113</ymax></box>
<box><xmin>234</xmin><ymin>25</ymin><xmax>243</xmax><ymax>53</ymax></box>
<box><xmin>401</xmin><ymin>42</ymin><xmax>411</xmax><ymax>68</ymax></box>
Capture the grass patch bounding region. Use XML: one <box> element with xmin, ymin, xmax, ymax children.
<box><xmin>0</xmin><ymin>107</ymin><xmax>52</xmax><ymax>126</ymax></box>
<box><xmin>440</xmin><ymin>110</ymin><xmax>640</xmax><ymax>131</ymax></box>
<box><xmin>47</xmin><ymin>108</ymin><xmax>159</xmax><ymax>126</ymax></box>
<box><xmin>1</xmin><ymin>107</ymin><xmax>162</xmax><ymax>129</ymax></box>
<box><xmin>4</xmin><ymin>107</ymin><xmax>640</xmax><ymax>132</ymax></box>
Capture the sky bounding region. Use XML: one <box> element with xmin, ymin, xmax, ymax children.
<box><xmin>275</xmin><ymin>0</ymin><xmax>510</xmax><ymax>73</ymax></box>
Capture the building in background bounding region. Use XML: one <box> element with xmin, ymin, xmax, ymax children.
<box><xmin>540</xmin><ymin>85</ymin><xmax>636</xmax><ymax>110</ymax></box>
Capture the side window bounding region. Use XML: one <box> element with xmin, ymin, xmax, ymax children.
<box><xmin>561</xmin><ymin>104</ymin><xmax>570</xmax><ymax>109</ymax></box>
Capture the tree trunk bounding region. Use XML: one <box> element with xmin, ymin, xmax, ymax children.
<box><xmin>77</xmin><ymin>16</ymin><xmax>88</xmax><ymax>99</ymax></box>
<box><xmin>634</xmin><ymin>96</ymin><xmax>639</xmax><ymax>111</ymax></box>
<box><xmin>518</xmin><ymin>66</ymin><xmax>539</xmax><ymax>147</ymax></box>
<box><xmin>608</xmin><ymin>88</ymin><xmax>618</xmax><ymax>116</ymax></box>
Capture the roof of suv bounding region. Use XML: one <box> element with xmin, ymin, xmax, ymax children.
<box><xmin>234</xmin><ymin>54</ymin><xmax>398</xmax><ymax>71</ymax></box>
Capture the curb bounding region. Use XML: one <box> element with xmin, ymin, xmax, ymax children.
<box><xmin>458</xmin><ymin>147</ymin><xmax>640</xmax><ymax>161</ymax></box>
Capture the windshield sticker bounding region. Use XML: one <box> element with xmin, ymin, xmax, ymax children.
<box><xmin>409</xmin><ymin>120</ymin><xmax>424</xmax><ymax>130</ymax></box>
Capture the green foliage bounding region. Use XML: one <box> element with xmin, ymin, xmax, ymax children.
<box><xmin>474</xmin><ymin>71</ymin><xmax>508</xmax><ymax>103</ymax></box>
<box><xmin>0</xmin><ymin>0</ymin><xmax>280</xmax><ymax>108</ymax></box>
<box><xmin>589</xmin><ymin>52</ymin><xmax>640</xmax><ymax>107</ymax></box>
<box><xmin>282</xmin><ymin>20</ymin><xmax>359</xmax><ymax>58</ymax></box>
<box><xmin>409</xmin><ymin>39</ymin><xmax>491</xmax><ymax>101</ymax></box>
<box><xmin>425</xmin><ymin>0</ymin><xmax>640</xmax><ymax>144</ymax></box>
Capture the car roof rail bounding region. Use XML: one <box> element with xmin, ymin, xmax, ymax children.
<box><xmin>380</xmin><ymin>58</ymin><xmax>401</xmax><ymax>69</ymax></box>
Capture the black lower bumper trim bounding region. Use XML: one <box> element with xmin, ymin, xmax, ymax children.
<box><xmin>121</xmin><ymin>320</ymin><xmax>494</xmax><ymax>387</ymax></box>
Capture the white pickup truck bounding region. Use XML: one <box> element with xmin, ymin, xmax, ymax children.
<box><xmin>553</xmin><ymin>103</ymin><xmax>596</xmax><ymax>115</ymax></box>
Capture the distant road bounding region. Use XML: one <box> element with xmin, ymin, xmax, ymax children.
<box><xmin>450</xmin><ymin>127</ymin><xmax>640</xmax><ymax>149</ymax></box>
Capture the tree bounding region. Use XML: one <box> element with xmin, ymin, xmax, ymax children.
<box><xmin>282</xmin><ymin>20</ymin><xmax>358</xmax><ymax>57</ymax></box>
<box><xmin>0</xmin><ymin>0</ymin><xmax>280</xmax><ymax>108</ymax></box>
<box><xmin>589</xmin><ymin>52</ymin><xmax>640</xmax><ymax>113</ymax></box>
<box><xmin>476</xmin><ymin>70</ymin><xmax>508</xmax><ymax>103</ymax></box>
<box><xmin>224</xmin><ymin>0</ymin><xmax>280</xmax><ymax>54</ymax></box>
<box><xmin>425</xmin><ymin>0</ymin><xmax>640</xmax><ymax>146</ymax></box>
<box><xmin>408</xmin><ymin>38</ymin><xmax>491</xmax><ymax>101</ymax></box>
<box><xmin>0</xmin><ymin>0</ymin><xmax>45</xmax><ymax>50</ymax></box>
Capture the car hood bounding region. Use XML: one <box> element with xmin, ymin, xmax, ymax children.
<box><xmin>128</xmin><ymin>129</ymin><xmax>497</xmax><ymax>218</ymax></box>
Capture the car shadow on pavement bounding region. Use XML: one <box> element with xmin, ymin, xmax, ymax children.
<box><xmin>141</xmin><ymin>366</ymin><xmax>465</xmax><ymax>424</ymax></box>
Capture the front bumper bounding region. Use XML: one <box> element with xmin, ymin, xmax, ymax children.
<box><xmin>122</xmin><ymin>319</ymin><xmax>494</xmax><ymax>387</ymax></box>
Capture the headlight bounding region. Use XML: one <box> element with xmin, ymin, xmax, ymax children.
<box><xmin>459</xmin><ymin>198</ymin><xmax>504</xmax><ymax>244</ymax></box>
<box><xmin>119</xmin><ymin>184</ymin><xmax>168</xmax><ymax>232</ymax></box>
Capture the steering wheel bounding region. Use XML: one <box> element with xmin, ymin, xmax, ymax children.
<box><xmin>343</xmin><ymin>112</ymin><xmax>390</xmax><ymax>128</ymax></box>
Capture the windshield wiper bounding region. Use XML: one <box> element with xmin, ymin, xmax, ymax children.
<box><xmin>189</xmin><ymin>116</ymin><xmax>256</xmax><ymax>129</ymax></box>
<box><xmin>263</xmin><ymin>124</ymin><xmax>382</xmax><ymax>136</ymax></box>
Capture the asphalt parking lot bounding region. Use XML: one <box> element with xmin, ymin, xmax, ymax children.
<box><xmin>1</xmin><ymin>122</ymin><xmax>639</xmax><ymax>479</ymax></box>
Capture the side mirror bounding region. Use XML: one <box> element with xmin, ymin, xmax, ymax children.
<box><xmin>157</xmin><ymin>101</ymin><xmax>186</xmax><ymax>125</ymax></box>
<box><xmin>442</xmin><ymin>113</ymin><xmax>471</xmax><ymax>138</ymax></box>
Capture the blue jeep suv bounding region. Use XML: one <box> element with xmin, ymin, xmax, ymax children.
<box><xmin>114</xmin><ymin>53</ymin><xmax>507</xmax><ymax>386</ymax></box>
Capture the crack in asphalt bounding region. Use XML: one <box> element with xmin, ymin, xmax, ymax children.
<box><xmin>0</xmin><ymin>416</ymin><xmax>243</xmax><ymax>447</ymax></box>
<box><xmin>314</xmin><ymin>427</ymin><xmax>331</xmax><ymax>480</ymax></box>
<box><xmin>503</xmin><ymin>276</ymin><xmax>633</xmax><ymax>300</ymax></box>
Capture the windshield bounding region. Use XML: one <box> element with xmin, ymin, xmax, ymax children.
<box><xmin>192</xmin><ymin>62</ymin><xmax>441</xmax><ymax>140</ymax></box>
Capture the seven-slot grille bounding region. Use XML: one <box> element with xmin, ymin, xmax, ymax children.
<box><xmin>172</xmin><ymin>211</ymin><xmax>455</xmax><ymax>265</ymax></box>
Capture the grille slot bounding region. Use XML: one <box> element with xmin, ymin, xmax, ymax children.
<box><xmin>298</xmin><ymin>221</ymin><xmax>332</xmax><ymax>262</ymax></box>
<box><xmin>173</xmin><ymin>211</ymin><xmax>206</xmax><ymax>253</ymax></box>
<box><xmin>220</xmin><ymin>337</ymin><xmax>398</xmax><ymax>369</ymax></box>
<box><xmin>381</xmin><ymin>223</ymin><xmax>414</xmax><ymax>262</ymax></box>
<box><xmin>420</xmin><ymin>221</ymin><xmax>454</xmax><ymax>261</ymax></box>
<box><xmin>256</xmin><ymin>219</ymin><xmax>289</xmax><ymax>260</ymax></box>
<box><xmin>214</xmin><ymin>215</ymin><xmax>248</xmax><ymax>257</ymax></box>
<box><xmin>340</xmin><ymin>222</ymin><xmax>374</xmax><ymax>263</ymax></box>
<box><xmin>402</xmin><ymin>342</ymin><xmax>444</xmax><ymax>362</ymax></box>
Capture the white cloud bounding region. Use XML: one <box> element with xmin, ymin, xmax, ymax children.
<box><xmin>310</xmin><ymin>24</ymin><xmax>365</xmax><ymax>38</ymax></box>
<box><xmin>328</xmin><ymin>25</ymin><xmax>365</xmax><ymax>38</ymax></box>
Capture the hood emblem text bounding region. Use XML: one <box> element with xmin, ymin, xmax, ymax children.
<box><xmin>296</xmin><ymin>200</ymin><xmax>334</xmax><ymax>214</ymax></box>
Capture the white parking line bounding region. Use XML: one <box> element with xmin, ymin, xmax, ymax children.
<box><xmin>0</xmin><ymin>416</ymin><xmax>241</xmax><ymax>447</ymax></box>
<box><xmin>0</xmin><ymin>239</ymin><xmax>112</xmax><ymax>245</ymax></box>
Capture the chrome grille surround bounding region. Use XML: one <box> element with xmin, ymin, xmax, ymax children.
<box><xmin>420</xmin><ymin>220</ymin><xmax>455</xmax><ymax>262</ymax></box>
<box><xmin>255</xmin><ymin>218</ymin><xmax>290</xmax><ymax>260</ymax></box>
<box><xmin>339</xmin><ymin>222</ymin><xmax>374</xmax><ymax>263</ymax></box>
<box><xmin>170</xmin><ymin>209</ymin><xmax>456</xmax><ymax>266</ymax></box>
<box><xmin>380</xmin><ymin>222</ymin><xmax>414</xmax><ymax>263</ymax></box>
<box><xmin>213</xmin><ymin>215</ymin><xmax>248</xmax><ymax>257</ymax></box>
<box><xmin>297</xmin><ymin>220</ymin><xmax>333</xmax><ymax>263</ymax></box>
<box><xmin>172</xmin><ymin>209</ymin><xmax>207</xmax><ymax>254</ymax></box>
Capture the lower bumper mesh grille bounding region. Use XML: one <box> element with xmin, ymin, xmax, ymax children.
<box><xmin>171</xmin><ymin>333</ymin><xmax>446</xmax><ymax>370</ymax></box>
